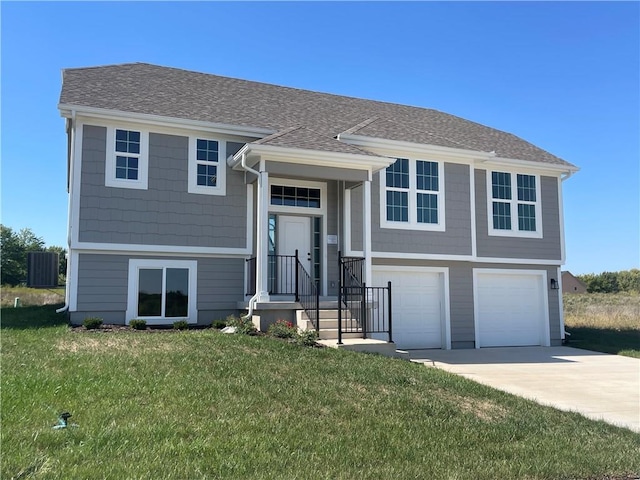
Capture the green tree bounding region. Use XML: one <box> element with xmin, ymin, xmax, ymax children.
<box><xmin>1</xmin><ymin>225</ymin><xmax>46</xmax><ymax>285</ymax></box>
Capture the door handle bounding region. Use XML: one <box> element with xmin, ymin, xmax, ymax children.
<box><xmin>307</xmin><ymin>252</ymin><xmax>312</xmax><ymax>261</ymax></box>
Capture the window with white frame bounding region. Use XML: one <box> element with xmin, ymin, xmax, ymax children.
<box><xmin>188</xmin><ymin>136</ymin><xmax>226</xmax><ymax>195</ymax></box>
<box><xmin>488</xmin><ymin>171</ymin><xmax>542</xmax><ymax>237</ymax></box>
<box><xmin>126</xmin><ymin>259</ymin><xmax>197</xmax><ymax>324</ymax></box>
<box><xmin>105</xmin><ymin>127</ymin><xmax>149</xmax><ymax>189</ymax></box>
<box><xmin>381</xmin><ymin>158</ymin><xmax>445</xmax><ymax>231</ymax></box>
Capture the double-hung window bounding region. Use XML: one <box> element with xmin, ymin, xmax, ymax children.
<box><xmin>488</xmin><ymin>171</ymin><xmax>542</xmax><ymax>237</ymax></box>
<box><xmin>381</xmin><ymin>158</ymin><xmax>444</xmax><ymax>231</ymax></box>
<box><xmin>188</xmin><ymin>136</ymin><xmax>226</xmax><ymax>195</ymax></box>
<box><xmin>105</xmin><ymin>127</ymin><xmax>149</xmax><ymax>189</ymax></box>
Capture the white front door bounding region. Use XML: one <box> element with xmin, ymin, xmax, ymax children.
<box><xmin>277</xmin><ymin>215</ymin><xmax>311</xmax><ymax>293</ymax></box>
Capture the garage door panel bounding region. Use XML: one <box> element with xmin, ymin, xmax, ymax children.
<box><xmin>476</xmin><ymin>272</ymin><xmax>546</xmax><ymax>348</ymax></box>
<box><xmin>373</xmin><ymin>269</ymin><xmax>444</xmax><ymax>350</ymax></box>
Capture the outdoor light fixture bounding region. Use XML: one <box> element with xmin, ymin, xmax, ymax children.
<box><xmin>550</xmin><ymin>278</ymin><xmax>559</xmax><ymax>290</ymax></box>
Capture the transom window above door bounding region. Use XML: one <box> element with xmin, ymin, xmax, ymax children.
<box><xmin>380</xmin><ymin>157</ymin><xmax>445</xmax><ymax>231</ymax></box>
<box><xmin>271</xmin><ymin>185</ymin><xmax>321</xmax><ymax>208</ymax></box>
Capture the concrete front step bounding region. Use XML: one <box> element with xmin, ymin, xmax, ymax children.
<box><xmin>318</xmin><ymin>338</ymin><xmax>402</xmax><ymax>358</ymax></box>
<box><xmin>318</xmin><ymin>329</ymin><xmax>364</xmax><ymax>340</ymax></box>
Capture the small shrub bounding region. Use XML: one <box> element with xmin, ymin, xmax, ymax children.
<box><xmin>226</xmin><ymin>314</ymin><xmax>257</xmax><ymax>335</ymax></box>
<box><xmin>83</xmin><ymin>317</ymin><xmax>103</xmax><ymax>330</ymax></box>
<box><xmin>173</xmin><ymin>320</ymin><xmax>189</xmax><ymax>330</ymax></box>
<box><xmin>212</xmin><ymin>319</ymin><xmax>227</xmax><ymax>330</ymax></box>
<box><xmin>268</xmin><ymin>319</ymin><xmax>298</xmax><ymax>339</ymax></box>
<box><xmin>130</xmin><ymin>319</ymin><xmax>147</xmax><ymax>330</ymax></box>
<box><xmin>296</xmin><ymin>329</ymin><xmax>319</xmax><ymax>347</ymax></box>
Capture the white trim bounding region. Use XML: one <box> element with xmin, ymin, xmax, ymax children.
<box><xmin>372</xmin><ymin>265</ymin><xmax>451</xmax><ymax>350</ymax></box>
<box><xmin>246</xmin><ymin>184</ymin><xmax>254</xmax><ymax>257</ymax></box>
<box><xmin>105</xmin><ymin>126</ymin><xmax>149</xmax><ymax>190</ymax></box>
<box><xmin>231</xmin><ymin>143</ymin><xmax>393</xmax><ymax>172</ymax></box>
<box><xmin>469</xmin><ymin>165</ymin><xmax>477</xmax><ymax>258</ymax></box>
<box><xmin>557</xmin><ymin>266</ymin><xmax>565</xmax><ymax>340</ymax></box>
<box><xmin>71</xmin><ymin>241</ymin><xmax>250</xmax><ymax>257</ymax></box>
<box><xmin>268</xmin><ymin>178</ymin><xmax>328</xmax><ymax>295</ymax></box>
<box><xmin>472</xmin><ymin>268</ymin><xmax>551</xmax><ymax>348</ymax></box>
<box><xmin>363</xmin><ymin>179</ymin><xmax>372</xmax><ymax>286</ymax></box>
<box><xmin>338</xmin><ymin>133</ymin><xmax>495</xmax><ymax>163</ymax></box>
<box><xmin>371</xmin><ymin>250</ymin><xmax>562</xmax><ymax>266</ymax></box>
<box><xmin>59</xmin><ymin>104</ymin><xmax>273</xmax><ymax>138</ymax></box>
<box><xmin>69</xmin><ymin>250</ymin><xmax>80</xmax><ymax>311</ymax></box>
<box><xmin>558</xmin><ymin>176</ymin><xmax>566</xmax><ymax>264</ymax></box>
<box><xmin>71</xmin><ymin>123</ymin><xmax>83</xmax><ymax>246</ymax></box>
<box><xmin>268</xmin><ymin>178</ymin><xmax>327</xmax><ymax>216</ymax></box>
<box><xmin>343</xmin><ymin>188</ymin><xmax>352</xmax><ymax>256</ymax></box>
<box><xmin>486</xmin><ymin>169</ymin><xmax>543</xmax><ymax>239</ymax></box>
<box><xmin>483</xmin><ymin>157</ymin><xmax>579</xmax><ymax>175</ymax></box>
<box><xmin>126</xmin><ymin>259</ymin><xmax>198</xmax><ymax>325</ymax></box>
<box><xmin>379</xmin><ymin>158</ymin><xmax>446</xmax><ymax>232</ymax></box>
<box><xmin>187</xmin><ymin>135</ymin><xmax>227</xmax><ymax>196</ymax></box>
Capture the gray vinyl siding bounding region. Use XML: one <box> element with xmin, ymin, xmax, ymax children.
<box><xmin>71</xmin><ymin>253</ymin><xmax>244</xmax><ymax>325</ymax></box>
<box><xmin>78</xmin><ymin>125</ymin><xmax>247</xmax><ymax>248</ymax></box>
<box><xmin>475</xmin><ymin>169</ymin><xmax>562</xmax><ymax>260</ymax></box>
<box><xmin>326</xmin><ymin>181</ymin><xmax>339</xmax><ymax>296</ymax></box>
<box><xmin>350</xmin><ymin>163</ymin><xmax>472</xmax><ymax>255</ymax></box>
<box><xmin>372</xmin><ymin>258</ymin><xmax>562</xmax><ymax>347</ymax></box>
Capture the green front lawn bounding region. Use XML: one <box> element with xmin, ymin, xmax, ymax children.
<box><xmin>2</xmin><ymin>305</ymin><xmax>639</xmax><ymax>479</ymax></box>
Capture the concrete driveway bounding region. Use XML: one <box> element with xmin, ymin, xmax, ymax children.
<box><xmin>408</xmin><ymin>346</ymin><xmax>640</xmax><ymax>433</ymax></box>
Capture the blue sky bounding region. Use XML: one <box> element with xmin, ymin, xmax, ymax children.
<box><xmin>1</xmin><ymin>1</ymin><xmax>638</xmax><ymax>275</ymax></box>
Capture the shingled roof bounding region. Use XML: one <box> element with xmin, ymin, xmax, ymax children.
<box><xmin>59</xmin><ymin>63</ymin><xmax>575</xmax><ymax>168</ymax></box>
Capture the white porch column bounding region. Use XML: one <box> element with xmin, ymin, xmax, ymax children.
<box><xmin>363</xmin><ymin>175</ymin><xmax>373</xmax><ymax>286</ymax></box>
<box><xmin>255</xmin><ymin>170</ymin><xmax>270</xmax><ymax>302</ymax></box>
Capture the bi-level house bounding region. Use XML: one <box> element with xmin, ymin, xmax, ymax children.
<box><xmin>58</xmin><ymin>63</ymin><xmax>578</xmax><ymax>350</ymax></box>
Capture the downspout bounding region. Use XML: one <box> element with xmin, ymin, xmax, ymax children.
<box><xmin>238</xmin><ymin>152</ymin><xmax>261</xmax><ymax>320</ymax></box>
<box><xmin>57</xmin><ymin>109</ymin><xmax>76</xmax><ymax>314</ymax></box>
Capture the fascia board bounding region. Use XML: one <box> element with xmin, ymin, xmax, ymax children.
<box><xmin>58</xmin><ymin>103</ymin><xmax>275</xmax><ymax>138</ymax></box>
<box><xmin>338</xmin><ymin>133</ymin><xmax>495</xmax><ymax>162</ymax></box>
<box><xmin>230</xmin><ymin>143</ymin><xmax>394</xmax><ymax>172</ymax></box>
<box><xmin>481</xmin><ymin>157</ymin><xmax>579</xmax><ymax>176</ymax></box>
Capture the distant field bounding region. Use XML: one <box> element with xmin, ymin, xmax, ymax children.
<box><xmin>563</xmin><ymin>293</ymin><xmax>640</xmax><ymax>358</ymax></box>
<box><xmin>0</xmin><ymin>286</ymin><xmax>65</xmax><ymax>308</ymax></box>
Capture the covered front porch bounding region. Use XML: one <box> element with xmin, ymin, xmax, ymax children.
<box><xmin>227</xmin><ymin>131</ymin><xmax>395</xmax><ymax>350</ymax></box>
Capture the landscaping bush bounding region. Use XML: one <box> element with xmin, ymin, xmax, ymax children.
<box><xmin>173</xmin><ymin>320</ymin><xmax>189</xmax><ymax>330</ymax></box>
<box><xmin>212</xmin><ymin>319</ymin><xmax>228</xmax><ymax>330</ymax></box>
<box><xmin>226</xmin><ymin>314</ymin><xmax>257</xmax><ymax>335</ymax></box>
<box><xmin>83</xmin><ymin>317</ymin><xmax>103</xmax><ymax>330</ymax></box>
<box><xmin>130</xmin><ymin>319</ymin><xmax>147</xmax><ymax>330</ymax></box>
<box><xmin>295</xmin><ymin>329</ymin><xmax>319</xmax><ymax>347</ymax></box>
<box><xmin>268</xmin><ymin>319</ymin><xmax>298</xmax><ymax>339</ymax></box>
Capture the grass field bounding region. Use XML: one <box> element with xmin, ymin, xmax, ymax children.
<box><xmin>0</xmin><ymin>286</ymin><xmax>65</xmax><ymax>308</ymax></box>
<box><xmin>2</xmin><ymin>304</ymin><xmax>639</xmax><ymax>480</ymax></box>
<box><xmin>563</xmin><ymin>293</ymin><xmax>640</xmax><ymax>358</ymax></box>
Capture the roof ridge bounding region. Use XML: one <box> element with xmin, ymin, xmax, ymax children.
<box><xmin>340</xmin><ymin>117</ymin><xmax>380</xmax><ymax>136</ymax></box>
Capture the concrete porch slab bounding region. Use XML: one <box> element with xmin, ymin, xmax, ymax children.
<box><xmin>319</xmin><ymin>338</ymin><xmax>402</xmax><ymax>358</ymax></box>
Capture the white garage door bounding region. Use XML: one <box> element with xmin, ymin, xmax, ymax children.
<box><xmin>475</xmin><ymin>271</ymin><xmax>548</xmax><ymax>347</ymax></box>
<box><xmin>373</xmin><ymin>268</ymin><xmax>445</xmax><ymax>349</ymax></box>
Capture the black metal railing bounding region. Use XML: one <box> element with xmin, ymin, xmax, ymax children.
<box><xmin>245</xmin><ymin>251</ymin><xmax>319</xmax><ymax>331</ymax></box>
<box><xmin>297</xmin><ymin>260</ymin><xmax>320</xmax><ymax>332</ymax></box>
<box><xmin>245</xmin><ymin>253</ymin><xmax>298</xmax><ymax>297</ymax></box>
<box><xmin>338</xmin><ymin>251</ymin><xmax>392</xmax><ymax>344</ymax></box>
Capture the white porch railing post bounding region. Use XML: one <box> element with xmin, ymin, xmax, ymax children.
<box><xmin>255</xmin><ymin>170</ymin><xmax>270</xmax><ymax>302</ymax></box>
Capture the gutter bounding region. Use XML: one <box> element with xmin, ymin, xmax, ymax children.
<box><xmin>57</xmin><ymin>109</ymin><xmax>76</xmax><ymax>315</ymax></box>
<box><xmin>237</xmin><ymin>152</ymin><xmax>261</xmax><ymax>320</ymax></box>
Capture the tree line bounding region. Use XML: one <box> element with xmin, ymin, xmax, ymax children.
<box><xmin>577</xmin><ymin>269</ymin><xmax>640</xmax><ymax>294</ymax></box>
<box><xmin>1</xmin><ymin>225</ymin><xmax>67</xmax><ymax>286</ymax></box>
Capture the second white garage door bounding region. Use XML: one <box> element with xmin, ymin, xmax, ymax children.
<box><xmin>475</xmin><ymin>270</ymin><xmax>549</xmax><ymax>348</ymax></box>
<box><xmin>372</xmin><ymin>268</ymin><xmax>447</xmax><ymax>349</ymax></box>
